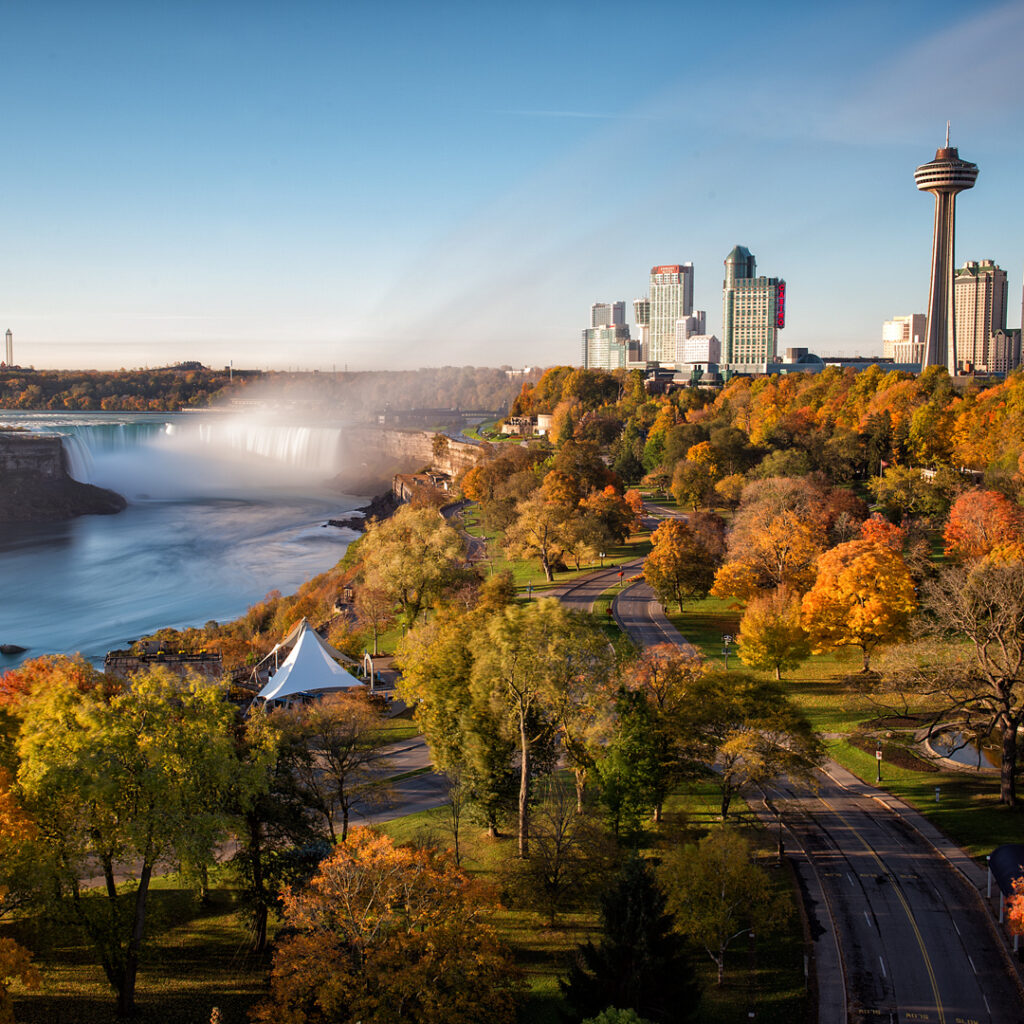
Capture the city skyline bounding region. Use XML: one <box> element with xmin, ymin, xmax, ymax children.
<box><xmin>1</xmin><ymin>0</ymin><xmax>1022</xmax><ymax>371</ymax></box>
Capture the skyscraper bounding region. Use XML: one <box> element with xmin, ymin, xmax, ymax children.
<box><xmin>590</xmin><ymin>302</ymin><xmax>626</xmax><ymax>329</ymax></box>
<box><xmin>721</xmin><ymin>246</ymin><xmax>786</xmax><ymax>368</ymax></box>
<box><xmin>648</xmin><ymin>264</ymin><xmax>693</xmax><ymax>364</ymax></box>
<box><xmin>954</xmin><ymin>260</ymin><xmax>1007</xmax><ymax>372</ymax></box>
<box><xmin>914</xmin><ymin>126</ymin><xmax>978</xmax><ymax>373</ymax></box>
<box><xmin>633</xmin><ymin>298</ymin><xmax>651</xmax><ymax>361</ymax></box>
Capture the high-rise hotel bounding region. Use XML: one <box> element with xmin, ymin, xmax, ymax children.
<box><xmin>721</xmin><ymin>246</ymin><xmax>786</xmax><ymax>369</ymax></box>
<box><xmin>954</xmin><ymin>260</ymin><xmax>1008</xmax><ymax>372</ymax></box>
<box><xmin>648</xmin><ymin>264</ymin><xmax>693</xmax><ymax>364</ymax></box>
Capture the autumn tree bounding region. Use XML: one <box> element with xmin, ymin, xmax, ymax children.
<box><xmin>643</xmin><ymin>519</ymin><xmax>717</xmax><ymax>612</ymax></box>
<box><xmin>737</xmin><ymin>587</ymin><xmax>810</xmax><ymax>680</ymax></box>
<box><xmin>472</xmin><ymin>599</ymin><xmax>605</xmax><ymax>856</ymax></box>
<box><xmin>801</xmin><ymin>540</ymin><xmax>916</xmax><ymax>671</ymax></box>
<box><xmin>358</xmin><ymin>505</ymin><xmax>467</xmax><ymax>624</ymax></box>
<box><xmin>503</xmin><ymin>493</ymin><xmax>569</xmax><ymax>582</ymax></box>
<box><xmin>943</xmin><ymin>489</ymin><xmax>1023</xmax><ymax>562</ymax></box>
<box><xmin>16</xmin><ymin>667</ymin><xmax>239</xmax><ymax>1017</ymax></box>
<box><xmin>278</xmin><ymin>690</ymin><xmax>391</xmax><ymax>843</ymax></box>
<box><xmin>661</xmin><ymin>828</ymin><xmax>788</xmax><ymax>985</ymax></box>
<box><xmin>561</xmin><ymin>855</ymin><xmax>700</xmax><ymax>1024</ymax></box>
<box><xmin>254</xmin><ymin>828</ymin><xmax>521</xmax><ymax>1024</ymax></box>
<box><xmin>354</xmin><ymin>582</ymin><xmax>396</xmax><ymax>655</ymax></box>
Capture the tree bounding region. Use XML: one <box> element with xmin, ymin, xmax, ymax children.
<box><xmin>582</xmin><ymin>1011</ymin><xmax>655</xmax><ymax>1024</ymax></box>
<box><xmin>354</xmin><ymin>583</ymin><xmax>396</xmax><ymax>655</ymax></box>
<box><xmin>583</xmin><ymin>485</ymin><xmax>637</xmax><ymax>544</ymax></box>
<box><xmin>868</xmin><ymin>465</ymin><xmax>945</xmax><ymax>523</ymax></box>
<box><xmin>712</xmin><ymin>510</ymin><xmax>821</xmax><ymax>602</ymax></box>
<box><xmin>737</xmin><ymin>587</ymin><xmax>810</xmax><ymax>680</ymax></box>
<box><xmin>472</xmin><ymin>600</ymin><xmax>605</xmax><ymax>856</ymax></box>
<box><xmin>358</xmin><ymin>505</ymin><xmax>467</xmax><ymax>625</ymax></box>
<box><xmin>643</xmin><ymin>519</ymin><xmax>716</xmax><ymax>612</ymax></box>
<box><xmin>943</xmin><ymin>489</ymin><xmax>1023</xmax><ymax>562</ymax></box>
<box><xmin>690</xmin><ymin>672</ymin><xmax>822</xmax><ymax>819</ymax></box>
<box><xmin>254</xmin><ymin>828</ymin><xmax>521</xmax><ymax>1024</ymax></box>
<box><xmin>801</xmin><ymin>540</ymin><xmax>916</xmax><ymax>671</ymax></box>
<box><xmin>889</xmin><ymin>558</ymin><xmax>1024</xmax><ymax>806</ymax></box>
<box><xmin>278</xmin><ymin>691</ymin><xmax>391</xmax><ymax>843</ymax></box>
<box><xmin>619</xmin><ymin>645</ymin><xmax>709</xmax><ymax>821</ymax></box>
<box><xmin>561</xmin><ymin>855</ymin><xmax>700</xmax><ymax>1024</ymax></box>
<box><xmin>503</xmin><ymin>493</ymin><xmax>569</xmax><ymax>582</ymax></box>
<box><xmin>660</xmin><ymin>828</ymin><xmax>788</xmax><ymax>985</ymax></box>
<box><xmin>16</xmin><ymin>667</ymin><xmax>238</xmax><ymax>1017</ymax></box>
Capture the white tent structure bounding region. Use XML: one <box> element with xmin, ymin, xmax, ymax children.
<box><xmin>256</xmin><ymin>620</ymin><xmax>364</xmax><ymax>704</ymax></box>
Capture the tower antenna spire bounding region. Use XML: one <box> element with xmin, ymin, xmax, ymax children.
<box><xmin>946</xmin><ymin>120</ymin><xmax>950</xmax><ymax>147</ymax></box>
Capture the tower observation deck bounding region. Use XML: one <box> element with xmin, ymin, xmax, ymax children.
<box><xmin>915</xmin><ymin>126</ymin><xmax>978</xmax><ymax>373</ymax></box>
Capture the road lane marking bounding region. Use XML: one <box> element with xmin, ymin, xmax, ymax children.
<box><xmin>983</xmin><ymin>994</ymin><xmax>991</xmax><ymax>1014</ymax></box>
<box><xmin>952</xmin><ymin>919</ymin><xmax>960</xmax><ymax>936</ymax></box>
<box><xmin>819</xmin><ymin>795</ymin><xmax>946</xmax><ymax>1024</ymax></box>
<box><xmin>967</xmin><ymin>954</ymin><xmax>977</xmax><ymax>974</ymax></box>
<box><xmin>879</xmin><ymin>955</ymin><xmax>886</xmax><ymax>977</ymax></box>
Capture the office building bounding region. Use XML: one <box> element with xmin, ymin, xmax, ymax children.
<box><xmin>721</xmin><ymin>246</ymin><xmax>786</xmax><ymax>368</ymax></box>
<box><xmin>673</xmin><ymin>313</ymin><xmax>706</xmax><ymax>364</ymax></box>
<box><xmin>678</xmin><ymin>334</ymin><xmax>721</xmax><ymax>366</ymax></box>
<box><xmin>882</xmin><ymin>314</ymin><xmax>926</xmax><ymax>359</ymax></box>
<box><xmin>582</xmin><ymin>324</ymin><xmax>633</xmax><ymax>370</ymax></box>
<box><xmin>988</xmin><ymin>330</ymin><xmax>1021</xmax><ymax>374</ymax></box>
<box><xmin>633</xmin><ymin>297</ymin><xmax>651</xmax><ymax>361</ymax></box>
<box><xmin>914</xmin><ymin>126</ymin><xmax>978</xmax><ymax>372</ymax></box>
<box><xmin>648</xmin><ymin>264</ymin><xmax>693</xmax><ymax>364</ymax></box>
<box><xmin>590</xmin><ymin>302</ymin><xmax>626</xmax><ymax>328</ymax></box>
<box><xmin>954</xmin><ymin>260</ymin><xmax>1008</xmax><ymax>372</ymax></box>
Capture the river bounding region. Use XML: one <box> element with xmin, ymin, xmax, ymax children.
<box><xmin>0</xmin><ymin>411</ymin><xmax>365</xmax><ymax>670</ymax></box>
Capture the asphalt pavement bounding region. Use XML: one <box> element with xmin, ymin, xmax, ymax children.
<box><xmin>611</xmin><ymin>566</ymin><xmax>1024</xmax><ymax>1024</ymax></box>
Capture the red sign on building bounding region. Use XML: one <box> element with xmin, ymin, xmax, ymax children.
<box><xmin>776</xmin><ymin>282</ymin><xmax>786</xmax><ymax>328</ymax></box>
<box><xmin>651</xmin><ymin>265</ymin><xmax>683</xmax><ymax>275</ymax></box>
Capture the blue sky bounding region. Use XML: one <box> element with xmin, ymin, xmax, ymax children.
<box><xmin>2</xmin><ymin>0</ymin><xmax>1022</xmax><ymax>370</ymax></box>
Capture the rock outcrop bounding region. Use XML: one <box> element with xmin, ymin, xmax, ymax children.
<box><xmin>0</xmin><ymin>432</ymin><xmax>126</xmax><ymax>521</ymax></box>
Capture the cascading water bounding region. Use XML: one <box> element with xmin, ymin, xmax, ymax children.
<box><xmin>15</xmin><ymin>412</ymin><xmax>351</xmax><ymax>500</ymax></box>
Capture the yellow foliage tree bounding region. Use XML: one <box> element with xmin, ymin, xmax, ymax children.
<box><xmin>711</xmin><ymin>511</ymin><xmax>820</xmax><ymax>602</ymax></box>
<box><xmin>737</xmin><ymin>588</ymin><xmax>810</xmax><ymax>680</ymax></box>
<box><xmin>800</xmin><ymin>540</ymin><xmax>917</xmax><ymax>670</ymax></box>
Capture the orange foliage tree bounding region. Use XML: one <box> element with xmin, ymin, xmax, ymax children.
<box><xmin>800</xmin><ymin>540</ymin><xmax>917</xmax><ymax>670</ymax></box>
<box><xmin>943</xmin><ymin>490</ymin><xmax>1024</xmax><ymax>562</ymax></box>
<box><xmin>254</xmin><ymin>828</ymin><xmax>521</xmax><ymax>1024</ymax></box>
<box><xmin>643</xmin><ymin>520</ymin><xmax>717</xmax><ymax>612</ymax></box>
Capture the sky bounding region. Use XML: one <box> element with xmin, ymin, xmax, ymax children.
<box><xmin>1</xmin><ymin>0</ymin><xmax>1023</xmax><ymax>371</ymax></box>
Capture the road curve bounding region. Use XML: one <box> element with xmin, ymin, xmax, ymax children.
<box><xmin>611</xmin><ymin>578</ymin><xmax>1024</xmax><ymax>1024</ymax></box>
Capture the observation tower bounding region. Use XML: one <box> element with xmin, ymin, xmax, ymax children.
<box><xmin>914</xmin><ymin>124</ymin><xmax>978</xmax><ymax>372</ymax></box>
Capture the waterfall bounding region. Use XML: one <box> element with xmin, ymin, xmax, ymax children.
<box><xmin>194</xmin><ymin>421</ymin><xmax>346</xmax><ymax>475</ymax></box>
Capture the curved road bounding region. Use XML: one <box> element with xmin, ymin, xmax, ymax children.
<box><xmin>612</xmin><ymin>571</ymin><xmax>1024</xmax><ymax>1024</ymax></box>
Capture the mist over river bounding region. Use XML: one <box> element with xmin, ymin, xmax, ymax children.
<box><xmin>0</xmin><ymin>412</ymin><xmax>365</xmax><ymax>669</ymax></box>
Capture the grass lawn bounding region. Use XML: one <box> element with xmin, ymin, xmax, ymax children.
<box><xmin>6</xmin><ymin>886</ymin><xmax>268</xmax><ymax>1024</ymax></box>
<box><xmin>665</xmin><ymin>595</ymin><xmax>1022</xmax><ymax>863</ymax></box>
<box><xmin>381</xmin><ymin>776</ymin><xmax>810</xmax><ymax>1024</ymax></box>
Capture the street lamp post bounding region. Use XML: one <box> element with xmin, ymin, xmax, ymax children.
<box><xmin>876</xmin><ymin>739</ymin><xmax>883</xmax><ymax>784</ymax></box>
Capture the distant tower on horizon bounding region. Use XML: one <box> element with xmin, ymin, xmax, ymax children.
<box><xmin>914</xmin><ymin>124</ymin><xmax>978</xmax><ymax>374</ymax></box>
<box><xmin>4</xmin><ymin>329</ymin><xmax>11</xmax><ymax>366</ymax></box>
<box><xmin>721</xmin><ymin>245</ymin><xmax>786</xmax><ymax>368</ymax></box>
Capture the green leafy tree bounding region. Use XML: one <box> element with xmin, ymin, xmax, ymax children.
<box><xmin>16</xmin><ymin>667</ymin><xmax>239</xmax><ymax>1017</ymax></box>
<box><xmin>359</xmin><ymin>505</ymin><xmax>467</xmax><ymax>624</ymax></box>
<box><xmin>561</xmin><ymin>855</ymin><xmax>700</xmax><ymax>1024</ymax></box>
<box><xmin>661</xmin><ymin>828</ymin><xmax>789</xmax><ymax>985</ymax></box>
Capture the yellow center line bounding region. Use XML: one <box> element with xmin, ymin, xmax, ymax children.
<box><xmin>819</xmin><ymin>795</ymin><xmax>946</xmax><ymax>1024</ymax></box>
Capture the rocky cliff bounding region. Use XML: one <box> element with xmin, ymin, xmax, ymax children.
<box><xmin>0</xmin><ymin>432</ymin><xmax>127</xmax><ymax>521</ymax></box>
<box><xmin>335</xmin><ymin>426</ymin><xmax>485</xmax><ymax>490</ymax></box>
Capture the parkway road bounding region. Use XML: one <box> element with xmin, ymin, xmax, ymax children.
<box><xmin>612</xmin><ymin>573</ymin><xmax>1024</xmax><ymax>1024</ymax></box>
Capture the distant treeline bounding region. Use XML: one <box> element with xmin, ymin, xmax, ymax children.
<box><xmin>0</xmin><ymin>364</ymin><xmax>527</xmax><ymax>414</ymax></box>
<box><xmin>0</xmin><ymin>366</ymin><xmax>251</xmax><ymax>411</ymax></box>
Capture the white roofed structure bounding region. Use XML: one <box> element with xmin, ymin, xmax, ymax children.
<box><xmin>257</xmin><ymin>620</ymin><xmax>364</xmax><ymax>703</ymax></box>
